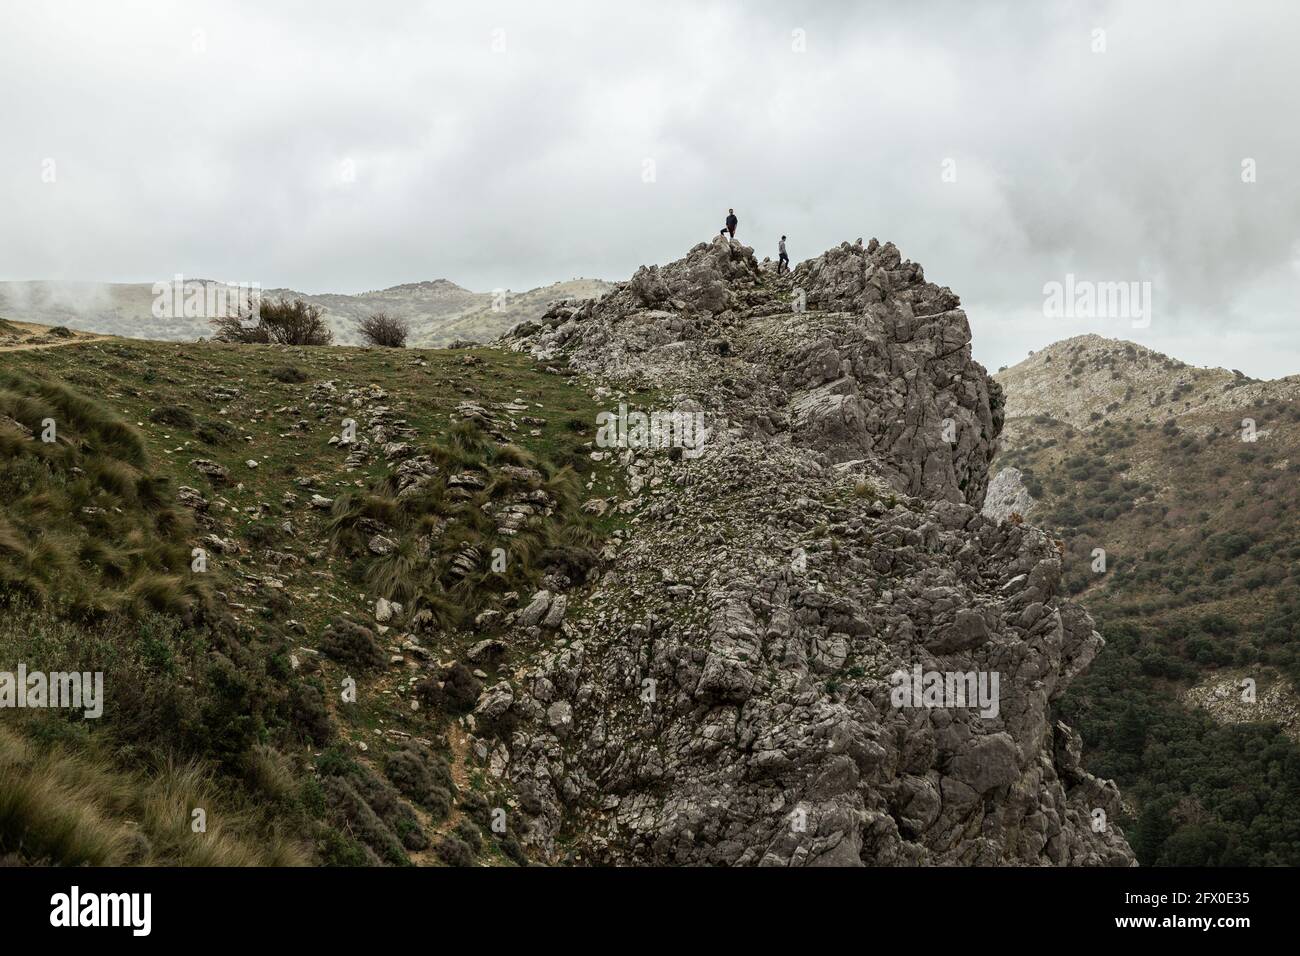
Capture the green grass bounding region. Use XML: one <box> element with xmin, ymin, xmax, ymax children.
<box><xmin>329</xmin><ymin>417</ymin><xmax>599</xmax><ymax>632</ymax></box>
<box><xmin>0</xmin><ymin>335</ymin><xmax>650</xmax><ymax>866</ymax></box>
<box><xmin>0</xmin><ymin>368</ymin><xmax>204</xmax><ymax>619</ymax></box>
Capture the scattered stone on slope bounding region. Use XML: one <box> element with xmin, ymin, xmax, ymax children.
<box><xmin>191</xmin><ymin>458</ymin><xmax>230</xmax><ymax>484</ymax></box>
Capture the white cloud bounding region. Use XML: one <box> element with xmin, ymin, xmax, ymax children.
<box><xmin>2</xmin><ymin>0</ymin><xmax>1298</xmax><ymax>376</ymax></box>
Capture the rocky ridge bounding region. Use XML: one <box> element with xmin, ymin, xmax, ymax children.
<box><xmin>472</xmin><ymin>236</ymin><xmax>1134</xmax><ymax>865</ymax></box>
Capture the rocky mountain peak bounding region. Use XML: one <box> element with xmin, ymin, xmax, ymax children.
<box><xmin>487</xmin><ymin>236</ymin><xmax>1134</xmax><ymax>866</ymax></box>
<box><xmin>996</xmin><ymin>334</ymin><xmax>1300</xmax><ymax>434</ymax></box>
<box><xmin>372</xmin><ymin>278</ymin><xmax>473</xmax><ymax>296</ymax></box>
<box><xmin>511</xmin><ymin>235</ymin><xmax>1002</xmax><ymax>509</ymax></box>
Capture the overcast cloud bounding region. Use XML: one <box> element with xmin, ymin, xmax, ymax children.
<box><xmin>2</xmin><ymin>0</ymin><xmax>1298</xmax><ymax>376</ymax></box>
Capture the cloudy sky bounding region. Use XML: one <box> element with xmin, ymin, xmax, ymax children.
<box><xmin>3</xmin><ymin>0</ymin><xmax>1298</xmax><ymax>376</ymax></box>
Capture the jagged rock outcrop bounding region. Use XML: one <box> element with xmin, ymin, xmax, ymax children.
<box><xmin>482</xmin><ymin>235</ymin><xmax>1132</xmax><ymax>866</ymax></box>
<box><xmin>523</xmin><ymin>237</ymin><xmax>1001</xmax><ymax>507</ymax></box>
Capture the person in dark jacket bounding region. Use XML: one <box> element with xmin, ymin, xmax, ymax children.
<box><xmin>778</xmin><ymin>235</ymin><xmax>789</xmax><ymax>273</ymax></box>
<box><xmin>725</xmin><ymin>209</ymin><xmax>738</xmax><ymax>238</ymax></box>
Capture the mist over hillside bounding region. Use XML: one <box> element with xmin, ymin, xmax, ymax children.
<box><xmin>0</xmin><ymin>277</ymin><xmax>613</xmax><ymax>347</ymax></box>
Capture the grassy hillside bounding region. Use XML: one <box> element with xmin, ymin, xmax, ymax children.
<box><xmin>994</xmin><ymin>336</ymin><xmax>1300</xmax><ymax>865</ymax></box>
<box><xmin>0</xmin><ymin>331</ymin><xmax>645</xmax><ymax>866</ymax></box>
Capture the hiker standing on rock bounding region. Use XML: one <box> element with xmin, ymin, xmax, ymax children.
<box><xmin>725</xmin><ymin>208</ymin><xmax>738</xmax><ymax>239</ymax></box>
<box><xmin>778</xmin><ymin>235</ymin><xmax>789</xmax><ymax>274</ymax></box>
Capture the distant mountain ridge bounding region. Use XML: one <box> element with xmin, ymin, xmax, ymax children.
<box><xmin>996</xmin><ymin>333</ymin><xmax>1300</xmax><ymax>436</ymax></box>
<box><xmin>0</xmin><ymin>276</ymin><xmax>614</xmax><ymax>347</ymax></box>
<box><xmin>990</xmin><ymin>334</ymin><xmax>1300</xmax><ymax>865</ymax></box>
<box><xmin>992</xmin><ymin>332</ymin><xmax>1300</xmax><ymax>621</ymax></box>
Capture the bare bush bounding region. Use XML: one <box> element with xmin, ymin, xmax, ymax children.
<box><xmin>358</xmin><ymin>312</ymin><xmax>409</xmax><ymax>348</ymax></box>
<box><xmin>211</xmin><ymin>296</ymin><xmax>333</xmax><ymax>346</ymax></box>
<box><xmin>210</xmin><ymin>314</ymin><xmax>270</xmax><ymax>344</ymax></box>
<box><xmin>261</xmin><ymin>297</ymin><xmax>333</xmax><ymax>346</ymax></box>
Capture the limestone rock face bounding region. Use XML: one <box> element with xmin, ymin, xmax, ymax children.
<box><xmin>491</xmin><ymin>236</ymin><xmax>1133</xmax><ymax>867</ymax></box>
<box><xmin>983</xmin><ymin>466</ymin><xmax>1037</xmax><ymax>522</ymax></box>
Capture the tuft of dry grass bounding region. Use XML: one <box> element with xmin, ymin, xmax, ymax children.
<box><xmin>0</xmin><ymin>725</ymin><xmax>308</xmax><ymax>866</ymax></box>
<box><xmin>0</xmin><ymin>368</ymin><xmax>204</xmax><ymax>618</ymax></box>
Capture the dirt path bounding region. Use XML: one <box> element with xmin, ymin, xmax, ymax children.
<box><xmin>0</xmin><ymin>319</ymin><xmax>109</xmax><ymax>352</ymax></box>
